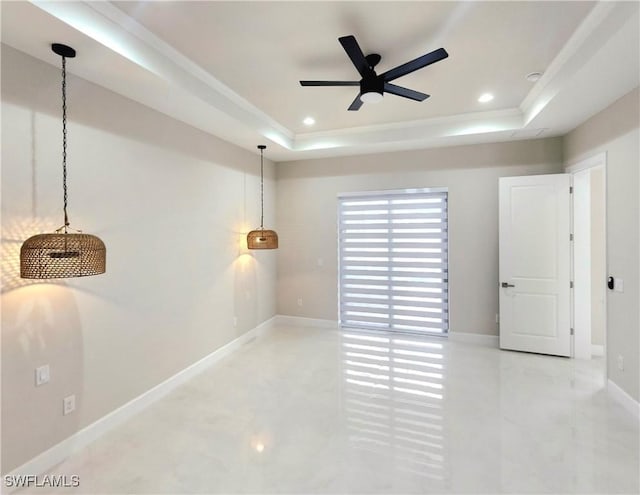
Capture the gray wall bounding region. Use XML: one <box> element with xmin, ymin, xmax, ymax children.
<box><xmin>564</xmin><ymin>87</ymin><xmax>640</xmax><ymax>402</ymax></box>
<box><xmin>1</xmin><ymin>45</ymin><xmax>277</xmax><ymax>472</ymax></box>
<box><xmin>276</xmin><ymin>139</ymin><xmax>564</xmax><ymax>335</ymax></box>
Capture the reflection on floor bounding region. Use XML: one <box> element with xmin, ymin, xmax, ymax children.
<box><xmin>342</xmin><ymin>331</ymin><xmax>447</xmax><ymax>483</ymax></box>
<box><xmin>16</xmin><ymin>324</ymin><xmax>639</xmax><ymax>494</ymax></box>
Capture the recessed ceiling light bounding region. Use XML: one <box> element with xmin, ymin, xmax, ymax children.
<box><xmin>526</xmin><ymin>71</ymin><xmax>543</xmax><ymax>82</ymax></box>
<box><xmin>478</xmin><ymin>93</ymin><xmax>494</xmax><ymax>103</ymax></box>
<box><xmin>303</xmin><ymin>116</ymin><xmax>315</xmax><ymax>126</ymax></box>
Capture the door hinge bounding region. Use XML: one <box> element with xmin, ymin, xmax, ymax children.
<box><xmin>570</xmin><ymin>281</ymin><xmax>574</xmax><ymax>288</ymax></box>
<box><xmin>570</xmin><ymin>233</ymin><xmax>574</xmax><ymax>241</ymax></box>
<box><xmin>570</xmin><ymin>328</ymin><xmax>574</xmax><ymax>335</ymax></box>
<box><xmin>570</xmin><ymin>186</ymin><xmax>573</xmax><ymax>194</ymax></box>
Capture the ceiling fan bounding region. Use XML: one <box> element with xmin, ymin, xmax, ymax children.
<box><xmin>300</xmin><ymin>35</ymin><xmax>448</xmax><ymax>111</ymax></box>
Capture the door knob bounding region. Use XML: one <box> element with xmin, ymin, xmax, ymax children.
<box><xmin>501</xmin><ymin>282</ymin><xmax>515</xmax><ymax>288</ymax></box>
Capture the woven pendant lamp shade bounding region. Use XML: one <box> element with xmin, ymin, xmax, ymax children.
<box><xmin>19</xmin><ymin>43</ymin><xmax>107</xmax><ymax>279</ymax></box>
<box><xmin>21</xmin><ymin>233</ymin><xmax>106</xmax><ymax>279</ymax></box>
<box><xmin>247</xmin><ymin>229</ymin><xmax>278</xmax><ymax>249</ymax></box>
<box><xmin>247</xmin><ymin>145</ymin><xmax>278</xmax><ymax>250</ymax></box>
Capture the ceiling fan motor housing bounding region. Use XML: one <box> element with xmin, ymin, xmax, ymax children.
<box><xmin>360</xmin><ymin>76</ymin><xmax>384</xmax><ymax>101</ymax></box>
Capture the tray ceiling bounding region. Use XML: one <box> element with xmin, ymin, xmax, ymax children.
<box><xmin>2</xmin><ymin>1</ymin><xmax>638</xmax><ymax>161</ymax></box>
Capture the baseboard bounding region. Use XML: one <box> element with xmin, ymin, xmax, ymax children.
<box><xmin>275</xmin><ymin>315</ymin><xmax>338</xmax><ymax>329</ymax></box>
<box><xmin>607</xmin><ymin>379</ymin><xmax>640</xmax><ymax>419</ymax></box>
<box><xmin>448</xmin><ymin>331</ymin><xmax>499</xmax><ymax>347</ymax></box>
<box><xmin>2</xmin><ymin>316</ymin><xmax>277</xmax><ymax>491</ymax></box>
<box><xmin>275</xmin><ymin>318</ymin><xmax>499</xmax><ymax>350</ymax></box>
<box><xmin>274</xmin><ymin>318</ymin><xmax>499</xmax><ymax>350</ymax></box>
<box><xmin>591</xmin><ymin>344</ymin><xmax>605</xmax><ymax>357</ymax></box>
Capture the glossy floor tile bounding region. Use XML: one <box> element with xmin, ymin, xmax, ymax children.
<box><xmin>18</xmin><ymin>324</ymin><xmax>639</xmax><ymax>494</ymax></box>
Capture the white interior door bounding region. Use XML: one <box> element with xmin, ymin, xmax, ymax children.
<box><xmin>499</xmin><ymin>174</ymin><xmax>571</xmax><ymax>356</ymax></box>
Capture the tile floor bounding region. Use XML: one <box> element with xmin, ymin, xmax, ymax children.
<box><xmin>19</xmin><ymin>324</ymin><xmax>640</xmax><ymax>494</ymax></box>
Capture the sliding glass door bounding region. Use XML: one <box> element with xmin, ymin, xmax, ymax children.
<box><xmin>338</xmin><ymin>188</ymin><xmax>449</xmax><ymax>336</ymax></box>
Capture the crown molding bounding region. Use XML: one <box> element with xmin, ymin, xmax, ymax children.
<box><xmin>24</xmin><ymin>0</ymin><xmax>639</xmax><ymax>162</ymax></box>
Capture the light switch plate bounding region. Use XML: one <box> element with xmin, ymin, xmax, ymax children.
<box><xmin>615</xmin><ymin>278</ymin><xmax>624</xmax><ymax>292</ymax></box>
<box><xmin>35</xmin><ymin>365</ymin><xmax>50</xmax><ymax>386</ymax></box>
<box><xmin>63</xmin><ymin>395</ymin><xmax>76</xmax><ymax>415</ymax></box>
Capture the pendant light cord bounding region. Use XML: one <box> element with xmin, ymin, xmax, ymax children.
<box><xmin>260</xmin><ymin>147</ymin><xmax>264</xmax><ymax>230</ymax></box>
<box><xmin>61</xmin><ymin>55</ymin><xmax>70</xmax><ymax>232</ymax></box>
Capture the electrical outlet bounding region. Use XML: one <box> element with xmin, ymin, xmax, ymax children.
<box><xmin>63</xmin><ymin>395</ymin><xmax>76</xmax><ymax>415</ymax></box>
<box><xmin>297</xmin><ymin>298</ymin><xmax>303</xmax><ymax>307</ymax></box>
<box><xmin>317</xmin><ymin>258</ymin><xmax>324</xmax><ymax>267</ymax></box>
<box><xmin>615</xmin><ymin>278</ymin><xmax>624</xmax><ymax>293</ymax></box>
<box><xmin>35</xmin><ymin>365</ymin><xmax>50</xmax><ymax>386</ymax></box>
<box><xmin>617</xmin><ymin>355</ymin><xmax>624</xmax><ymax>371</ymax></box>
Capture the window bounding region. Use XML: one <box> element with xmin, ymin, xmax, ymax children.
<box><xmin>338</xmin><ymin>188</ymin><xmax>449</xmax><ymax>336</ymax></box>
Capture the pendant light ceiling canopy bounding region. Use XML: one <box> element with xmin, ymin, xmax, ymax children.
<box><xmin>20</xmin><ymin>43</ymin><xmax>106</xmax><ymax>279</ymax></box>
<box><xmin>247</xmin><ymin>145</ymin><xmax>278</xmax><ymax>250</ymax></box>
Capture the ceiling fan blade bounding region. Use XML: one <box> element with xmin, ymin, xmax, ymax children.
<box><xmin>300</xmin><ymin>81</ymin><xmax>360</xmax><ymax>86</ymax></box>
<box><xmin>348</xmin><ymin>93</ymin><xmax>364</xmax><ymax>111</ymax></box>
<box><xmin>384</xmin><ymin>82</ymin><xmax>429</xmax><ymax>101</ymax></box>
<box><xmin>380</xmin><ymin>48</ymin><xmax>448</xmax><ymax>82</ymax></box>
<box><xmin>339</xmin><ymin>35</ymin><xmax>370</xmax><ymax>77</ymax></box>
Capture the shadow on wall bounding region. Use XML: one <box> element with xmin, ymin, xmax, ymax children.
<box><xmin>234</xmin><ymin>252</ymin><xmax>258</xmax><ymax>336</ymax></box>
<box><xmin>1</xmin><ymin>108</ymin><xmax>59</xmax><ymax>293</ymax></box>
<box><xmin>233</xmin><ymin>208</ymin><xmax>261</xmax><ymax>336</ymax></box>
<box><xmin>1</xmin><ymin>217</ymin><xmax>58</xmax><ymax>293</ymax></box>
<box><xmin>1</xmin><ymin>283</ymin><xmax>84</xmax><ymax>472</ymax></box>
<box><xmin>1</xmin><ymin>105</ymin><xmax>84</xmax><ymax>472</ymax></box>
<box><xmin>1</xmin><ymin>168</ymin><xmax>85</xmax><ymax>475</ymax></box>
<box><xmin>232</xmin><ymin>171</ymin><xmax>263</xmax><ymax>336</ymax></box>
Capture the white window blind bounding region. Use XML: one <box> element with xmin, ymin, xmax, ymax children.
<box><xmin>338</xmin><ymin>189</ymin><xmax>449</xmax><ymax>336</ymax></box>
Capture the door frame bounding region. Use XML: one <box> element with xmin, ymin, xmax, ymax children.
<box><xmin>566</xmin><ymin>152</ymin><xmax>608</xmax><ymax>375</ymax></box>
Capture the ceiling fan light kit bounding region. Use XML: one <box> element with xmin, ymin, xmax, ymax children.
<box><xmin>300</xmin><ymin>35</ymin><xmax>448</xmax><ymax>111</ymax></box>
<box><xmin>360</xmin><ymin>75</ymin><xmax>384</xmax><ymax>103</ymax></box>
<box><xmin>20</xmin><ymin>43</ymin><xmax>106</xmax><ymax>279</ymax></box>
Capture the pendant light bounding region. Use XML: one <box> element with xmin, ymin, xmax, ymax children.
<box><xmin>247</xmin><ymin>145</ymin><xmax>278</xmax><ymax>249</ymax></box>
<box><xmin>20</xmin><ymin>44</ymin><xmax>106</xmax><ymax>279</ymax></box>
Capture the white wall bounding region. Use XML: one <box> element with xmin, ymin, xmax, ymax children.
<box><xmin>276</xmin><ymin>139</ymin><xmax>564</xmax><ymax>335</ymax></box>
<box><xmin>1</xmin><ymin>45</ymin><xmax>277</xmax><ymax>472</ymax></box>
<box><xmin>564</xmin><ymin>87</ymin><xmax>639</xmax><ymax>402</ymax></box>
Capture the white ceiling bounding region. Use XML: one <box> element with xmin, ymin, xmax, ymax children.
<box><xmin>2</xmin><ymin>1</ymin><xmax>639</xmax><ymax>162</ymax></box>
